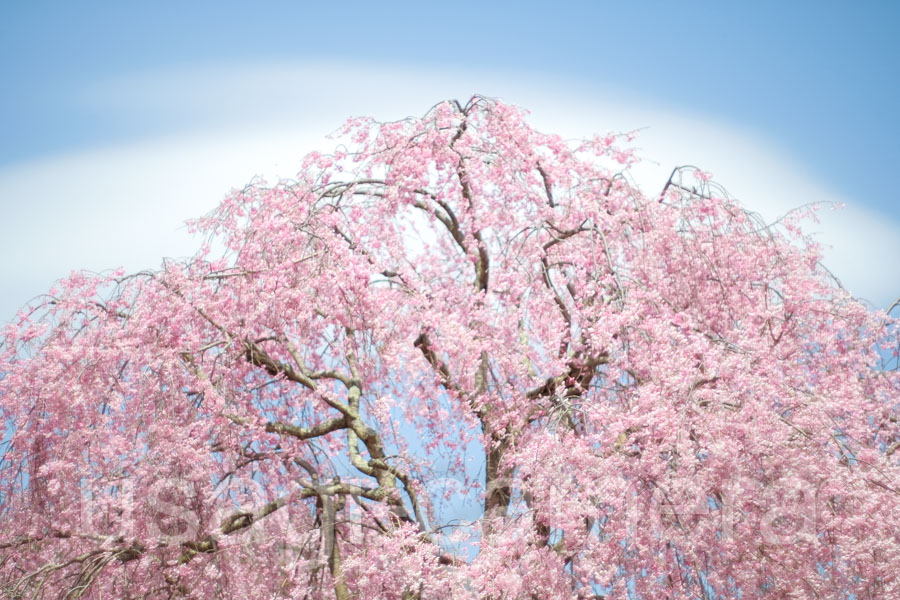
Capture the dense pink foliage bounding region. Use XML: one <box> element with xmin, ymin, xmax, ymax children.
<box><xmin>2</xmin><ymin>97</ymin><xmax>900</xmax><ymax>599</ymax></box>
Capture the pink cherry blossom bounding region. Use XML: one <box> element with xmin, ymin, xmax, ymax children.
<box><xmin>2</xmin><ymin>96</ymin><xmax>899</xmax><ymax>599</ymax></box>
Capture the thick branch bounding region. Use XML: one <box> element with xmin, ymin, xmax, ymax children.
<box><xmin>265</xmin><ymin>418</ymin><xmax>346</xmax><ymax>440</ymax></box>
<box><xmin>413</xmin><ymin>332</ymin><xmax>464</xmax><ymax>397</ymax></box>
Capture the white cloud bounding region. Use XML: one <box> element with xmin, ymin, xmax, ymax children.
<box><xmin>2</xmin><ymin>62</ymin><xmax>898</xmax><ymax>322</ymax></box>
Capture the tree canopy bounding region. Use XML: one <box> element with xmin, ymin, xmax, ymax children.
<box><xmin>2</xmin><ymin>97</ymin><xmax>899</xmax><ymax>599</ymax></box>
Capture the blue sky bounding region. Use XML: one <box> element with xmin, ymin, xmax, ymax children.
<box><xmin>1</xmin><ymin>1</ymin><xmax>899</xmax><ymax>322</ymax></box>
